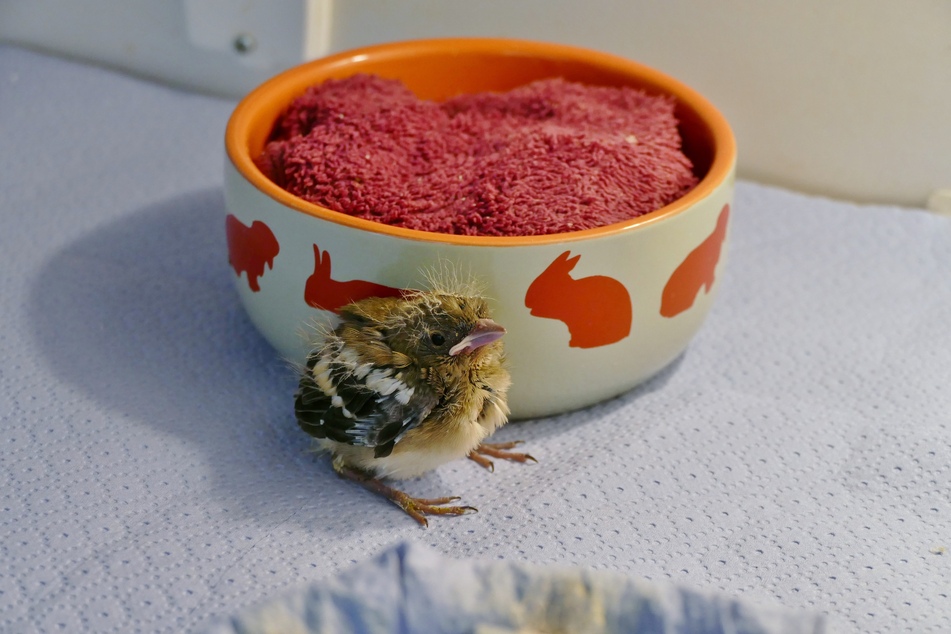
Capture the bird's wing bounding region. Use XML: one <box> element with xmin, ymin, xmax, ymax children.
<box><xmin>295</xmin><ymin>351</ymin><xmax>438</xmax><ymax>459</ymax></box>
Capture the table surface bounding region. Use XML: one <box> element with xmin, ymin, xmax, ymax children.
<box><xmin>2</xmin><ymin>45</ymin><xmax>949</xmax><ymax>634</ymax></box>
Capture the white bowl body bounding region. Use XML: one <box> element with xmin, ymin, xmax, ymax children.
<box><xmin>224</xmin><ymin>160</ymin><xmax>734</xmax><ymax>418</ymax></box>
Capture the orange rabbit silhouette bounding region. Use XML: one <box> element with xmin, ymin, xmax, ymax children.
<box><xmin>660</xmin><ymin>204</ymin><xmax>730</xmax><ymax>318</ymax></box>
<box><xmin>525</xmin><ymin>251</ymin><xmax>632</xmax><ymax>349</ymax></box>
<box><xmin>226</xmin><ymin>215</ymin><xmax>280</xmax><ymax>292</ymax></box>
<box><xmin>304</xmin><ymin>245</ymin><xmax>407</xmax><ymax>313</ymax></box>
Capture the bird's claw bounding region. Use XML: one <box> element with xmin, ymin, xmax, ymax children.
<box><xmin>334</xmin><ymin>465</ymin><xmax>477</xmax><ymax>527</ymax></box>
<box><xmin>467</xmin><ymin>451</ymin><xmax>496</xmax><ymax>472</ymax></box>
<box><xmin>400</xmin><ymin>497</ymin><xmax>478</xmax><ymax>528</ymax></box>
<box><xmin>468</xmin><ymin>440</ymin><xmax>538</xmax><ymax>472</ymax></box>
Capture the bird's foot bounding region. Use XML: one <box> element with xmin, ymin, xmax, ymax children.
<box><xmin>335</xmin><ymin>465</ymin><xmax>476</xmax><ymax>527</ymax></box>
<box><xmin>468</xmin><ymin>441</ymin><xmax>537</xmax><ymax>473</ymax></box>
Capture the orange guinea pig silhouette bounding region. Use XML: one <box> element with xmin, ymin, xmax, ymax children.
<box><xmin>661</xmin><ymin>204</ymin><xmax>730</xmax><ymax>318</ymax></box>
<box><xmin>226</xmin><ymin>215</ymin><xmax>280</xmax><ymax>292</ymax></box>
<box><xmin>525</xmin><ymin>251</ymin><xmax>632</xmax><ymax>349</ymax></box>
<box><xmin>305</xmin><ymin>245</ymin><xmax>407</xmax><ymax>313</ymax></box>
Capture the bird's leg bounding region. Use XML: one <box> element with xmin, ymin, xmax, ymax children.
<box><xmin>333</xmin><ymin>463</ymin><xmax>477</xmax><ymax>527</ymax></box>
<box><xmin>468</xmin><ymin>441</ymin><xmax>537</xmax><ymax>473</ymax></box>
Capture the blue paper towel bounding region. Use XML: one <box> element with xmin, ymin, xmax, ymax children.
<box><xmin>2</xmin><ymin>44</ymin><xmax>950</xmax><ymax>634</ymax></box>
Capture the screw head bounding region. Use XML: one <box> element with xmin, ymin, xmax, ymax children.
<box><xmin>233</xmin><ymin>33</ymin><xmax>257</xmax><ymax>54</ymax></box>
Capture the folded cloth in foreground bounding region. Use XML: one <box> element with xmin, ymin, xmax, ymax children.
<box><xmin>207</xmin><ymin>542</ymin><xmax>824</xmax><ymax>634</ymax></box>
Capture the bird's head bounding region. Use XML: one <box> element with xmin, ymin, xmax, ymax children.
<box><xmin>334</xmin><ymin>289</ymin><xmax>507</xmax><ymax>391</ymax></box>
<box><xmin>387</xmin><ymin>292</ymin><xmax>506</xmax><ymax>371</ymax></box>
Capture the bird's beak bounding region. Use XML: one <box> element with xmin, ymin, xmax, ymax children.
<box><xmin>449</xmin><ymin>318</ymin><xmax>506</xmax><ymax>356</ymax></box>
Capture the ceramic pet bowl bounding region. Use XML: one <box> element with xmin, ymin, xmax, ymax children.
<box><xmin>224</xmin><ymin>38</ymin><xmax>736</xmax><ymax>418</ymax></box>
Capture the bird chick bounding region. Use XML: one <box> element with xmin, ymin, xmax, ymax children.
<box><xmin>295</xmin><ymin>288</ymin><xmax>534</xmax><ymax>526</ymax></box>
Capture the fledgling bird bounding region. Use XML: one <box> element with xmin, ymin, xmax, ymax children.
<box><xmin>295</xmin><ymin>285</ymin><xmax>534</xmax><ymax>526</ymax></box>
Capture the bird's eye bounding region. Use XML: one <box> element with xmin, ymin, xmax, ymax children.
<box><xmin>429</xmin><ymin>332</ymin><xmax>446</xmax><ymax>346</ymax></box>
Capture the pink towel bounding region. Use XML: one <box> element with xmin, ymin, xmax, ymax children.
<box><xmin>258</xmin><ymin>75</ymin><xmax>698</xmax><ymax>236</ymax></box>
